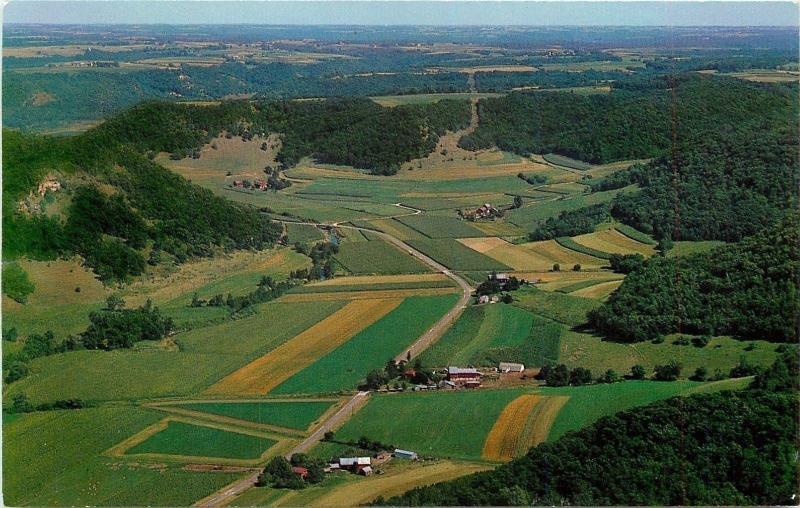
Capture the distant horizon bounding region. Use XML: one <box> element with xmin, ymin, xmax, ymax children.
<box><xmin>4</xmin><ymin>1</ymin><xmax>798</xmax><ymax>27</ymax></box>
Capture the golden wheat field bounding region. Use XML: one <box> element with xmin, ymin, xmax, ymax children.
<box><xmin>205</xmin><ymin>299</ymin><xmax>402</xmax><ymax>395</ymax></box>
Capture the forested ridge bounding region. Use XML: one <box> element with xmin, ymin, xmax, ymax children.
<box><xmin>3</xmin><ymin>96</ymin><xmax>470</xmax><ymax>280</ymax></box>
<box><xmin>89</xmin><ymin>97</ymin><xmax>471</xmax><ymax>174</ymax></box>
<box><xmin>588</xmin><ymin>216</ymin><xmax>799</xmax><ymax>342</ymax></box>
<box><xmin>461</xmin><ymin>74</ymin><xmax>792</xmax><ymax>164</ymax></box>
<box><xmin>3</xmin><ymin>127</ymin><xmax>282</xmax><ymax>281</ymax></box>
<box><xmin>380</xmin><ymin>352</ymin><xmax>799</xmax><ymax>506</ymax></box>
<box><xmin>472</xmin><ymin>75</ymin><xmax>797</xmax><ymax>243</ymax></box>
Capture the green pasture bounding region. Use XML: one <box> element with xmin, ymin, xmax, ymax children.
<box><xmin>127</xmin><ymin>421</ymin><xmax>277</xmax><ymax>459</ymax></box>
<box><xmin>395</xmin><ymin>215</ymin><xmax>487</xmax><ymax>239</ymax></box>
<box><xmin>272</xmin><ymin>294</ymin><xmax>459</xmax><ymax>394</ymax></box>
<box><xmin>3</xmin><ymin>406</ymin><xmax>241</xmax><ymax>506</ymax></box>
<box><xmin>507</xmin><ymin>186</ymin><xmax>635</xmax><ymax>229</ymax></box>
<box><xmin>290</xmin><ymin>279</ymin><xmax>455</xmax><ymax>294</ymax></box>
<box><xmin>285</xmin><ymin>223</ymin><xmax>326</xmax><ymax>243</ymax></box>
<box><xmin>422</xmin><ymin>304</ymin><xmax>562</xmax><ymax>368</ymax></box>
<box><xmin>335</xmin><ymin>239</ymin><xmax>431</xmax><ymax>274</ymax></box>
<box><xmin>179</xmin><ymin>400</ymin><xmax>334</xmax><ymax>430</ymax></box>
<box><xmin>667</xmin><ymin>240</ymin><xmax>726</xmax><ymax>258</ymax></box>
<box><xmin>543</xmin><ymin>153</ymin><xmax>593</xmax><ymax>170</ymax></box>
<box><xmin>543</xmin><ymin>378</ymin><xmax>751</xmax><ymax>442</ymax></box>
<box><xmin>512</xmin><ymin>287</ymin><xmax>599</xmax><ymax>326</ymax></box>
<box><xmin>6</xmin><ymin>301</ymin><xmax>344</xmax><ymax>405</ymax></box>
<box><xmin>407</xmin><ymin>238</ymin><xmax>511</xmax><ymax>271</ymax></box>
<box><xmin>559</xmin><ymin>329</ymin><xmax>780</xmax><ymax>377</ymax></box>
<box><xmin>335</xmin><ymin>388</ymin><xmax>531</xmax><ymax>461</ymax></box>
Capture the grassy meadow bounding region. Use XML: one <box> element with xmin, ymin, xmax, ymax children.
<box><xmin>126</xmin><ymin>421</ymin><xmax>278</xmax><ymax>459</ymax></box>
<box><xmin>178</xmin><ymin>400</ymin><xmax>335</xmax><ymax>430</ymax></box>
<box><xmin>336</xmin><ymin>388</ymin><xmax>532</xmax><ymax>460</ymax></box>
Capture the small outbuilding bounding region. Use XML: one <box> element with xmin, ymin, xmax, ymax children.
<box><xmin>359</xmin><ymin>466</ymin><xmax>373</xmax><ymax>476</ymax></box>
<box><xmin>394</xmin><ymin>449</ymin><xmax>419</xmax><ymax>460</ymax></box>
<box><xmin>499</xmin><ymin>362</ymin><xmax>525</xmax><ymax>373</ymax></box>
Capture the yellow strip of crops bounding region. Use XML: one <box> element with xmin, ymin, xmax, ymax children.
<box><xmin>305</xmin><ymin>461</ymin><xmax>491</xmax><ymax>507</ymax></box>
<box><xmin>459</xmin><ymin>237</ymin><xmax>557</xmax><ymax>271</ymax></box>
<box><xmin>482</xmin><ymin>394</ymin><xmax>541</xmax><ymax>461</ymax></box>
<box><xmin>205</xmin><ymin>299</ymin><xmax>403</xmax><ymax>395</ymax></box>
<box><xmin>520</xmin><ymin>395</ymin><xmax>570</xmax><ymax>448</ymax></box>
<box><xmin>280</xmin><ymin>287</ymin><xmax>457</xmax><ymax>302</ymax></box>
<box><xmin>519</xmin><ymin>239</ymin><xmax>607</xmax><ymax>268</ymax></box>
<box><xmin>482</xmin><ymin>394</ymin><xmax>570</xmax><ymax>461</ymax></box>
<box><xmin>570</xmin><ymin>279</ymin><xmax>624</xmax><ymax>300</ymax></box>
<box><xmin>572</xmin><ymin>229</ymin><xmax>655</xmax><ymax>256</ymax></box>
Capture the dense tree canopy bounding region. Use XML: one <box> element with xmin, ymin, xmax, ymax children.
<box><xmin>588</xmin><ymin>216</ymin><xmax>799</xmax><ymax>342</ymax></box>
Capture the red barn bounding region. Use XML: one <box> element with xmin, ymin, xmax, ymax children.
<box><xmin>446</xmin><ymin>367</ymin><xmax>481</xmax><ymax>388</ymax></box>
<box><xmin>291</xmin><ymin>466</ymin><xmax>309</xmax><ymax>479</ymax></box>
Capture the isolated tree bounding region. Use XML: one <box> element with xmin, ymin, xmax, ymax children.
<box><xmin>573</xmin><ymin>264</ymin><xmax>581</xmax><ymax>272</ymax></box>
<box><xmin>513</xmin><ymin>196</ymin><xmax>523</xmax><ymax>209</ymax></box>
<box><xmin>552</xmin><ymin>263</ymin><xmax>561</xmax><ymax>272</ymax></box>
<box><xmin>630</xmin><ymin>364</ymin><xmax>646</xmax><ymax>380</ymax></box>
<box><xmin>654</xmin><ymin>361</ymin><xmax>682</xmax><ymax>381</ymax></box>
<box><xmin>105</xmin><ymin>294</ymin><xmax>125</xmax><ymax>311</ymax></box>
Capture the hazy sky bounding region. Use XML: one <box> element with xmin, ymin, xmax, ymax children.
<box><xmin>4</xmin><ymin>1</ymin><xmax>798</xmax><ymax>26</ymax></box>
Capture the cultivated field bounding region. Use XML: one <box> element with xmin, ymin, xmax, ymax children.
<box><xmin>174</xmin><ymin>400</ymin><xmax>336</xmax><ymax>431</ymax></box>
<box><xmin>3</xmin><ymin>406</ymin><xmax>242</xmax><ymax>506</ymax></box>
<box><xmin>125</xmin><ymin>420</ymin><xmax>278</xmax><ymax>460</ymax></box>
<box><xmin>336</xmin><ymin>388</ymin><xmax>532</xmax><ymax>460</ymax></box>
<box><xmin>407</xmin><ymin>238</ymin><xmax>512</xmax><ymax>271</ymax></box>
<box><xmin>482</xmin><ymin>394</ymin><xmax>569</xmax><ymax>461</ymax></box>
<box><xmin>206</xmin><ymin>299</ymin><xmax>403</xmax><ymax>395</ymax></box>
<box><xmin>308</xmin><ymin>460</ymin><xmax>490</xmax><ymax>506</ymax></box>
<box><xmin>570</xmin><ymin>228</ymin><xmax>656</xmax><ymax>257</ymax></box>
<box><xmin>334</xmin><ymin>239</ymin><xmax>432</xmax><ymax>274</ymax></box>
<box><xmin>371</xmin><ymin>92</ymin><xmax>504</xmax><ymax>107</ymax></box>
<box><xmin>396</xmin><ymin>215</ymin><xmax>487</xmax><ymax>238</ymax></box>
<box><xmin>272</xmin><ymin>294</ymin><xmax>459</xmax><ymax>394</ymax></box>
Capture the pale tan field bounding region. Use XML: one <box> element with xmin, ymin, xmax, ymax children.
<box><xmin>570</xmin><ymin>279</ymin><xmax>624</xmax><ymax>300</ymax></box>
<box><xmin>491</xmin><ymin>239</ymin><xmax>607</xmax><ymax>270</ymax></box>
<box><xmin>572</xmin><ymin>229</ymin><xmax>656</xmax><ymax>256</ymax></box>
<box><xmin>458</xmin><ymin>237</ymin><xmax>559</xmax><ymax>271</ymax></box>
<box><xmin>280</xmin><ymin>287</ymin><xmax>458</xmax><ymax>302</ymax></box>
<box><xmin>157</xmin><ymin>134</ymin><xmax>281</xmax><ymax>189</ymax></box>
<box><xmin>14</xmin><ymin>258</ymin><xmax>109</xmax><ymax>306</ymax></box>
<box><xmin>365</xmin><ymin>218</ymin><xmax>425</xmax><ymax>240</ymax></box>
<box><xmin>309</xmin><ymin>273</ymin><xmax>449</xmax><ymax>286</ymax></box>
<box><xmin>124</xmin><ymin>248</ymin><xmax>310</xmax><ymax>306</ymax></box>
<box><xmin>518</xmin><ymin>240</ymin><xmax>607</xmax><ymax>268</ymax></box>
<box><xmin>304</xmin><ymin>461</ymin><xmax>491</xmax><ymax>507</ymax></box>
<box><xmin>205</xmin><ymin>299</ymin><xmax>403</xmax><ymax>395</ymax></box>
